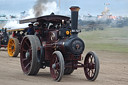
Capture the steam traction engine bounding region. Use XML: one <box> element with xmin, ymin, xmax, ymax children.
<box><xmin>19</xmin><ymin>6</ymin><xmax>100</xmax><ymax>82</ymax></box>
<box><xmin>0</xmin><ymin>28</ymin><xmax>9</xmax><ymax>49</ymax></box>
<box><xmin>7</xmin><ymin>28</ymin><xmax>26</xmax><ymax>57</ymax></box>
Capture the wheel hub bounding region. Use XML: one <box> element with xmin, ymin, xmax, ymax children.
<box><xmin>11</xmin><ymin>46</ymin><xmax>14</xmax><ymax>50</ymax></box>
<box><xmin>25</xmin><ymin>51</ymin><xmax>30</xmax><ymax>59</ymax></box>
<box><xmin>89</xmin><ymin>63</ymin><xmax>94</xmax><ymax>69</ymax></box>
<box><xmin>52</xmin><ymin>63</ymin><xmax>56</xmax><ymax>69</ymax></box>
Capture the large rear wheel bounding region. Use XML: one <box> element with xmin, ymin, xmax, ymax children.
<box><xmin>50</xmin><ymin>51</ymin><xmax>64</xmax><ymax>82</ymax></box>
<box><xmin>84</xmin><ymin>51</ymin><xmax>100</xmax><ymax>81</ymax></box>
<box><xmin>20</xmin><ymin>35</ymin><xmax>41</xmax><ymax>75</ymax></box>
<box><xmin>7</xmin><ymin>38</ymin><xmax>19</xmax><ymax>57</ymax></box>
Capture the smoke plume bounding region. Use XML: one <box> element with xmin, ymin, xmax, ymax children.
<box><xmin>4</xmin><ymin>0</ymin><xmax>59</xmax><ymax>29</ymax></box>
<box><xmin>33</xmin><ymin>0</ymin><xmax>53</xmax><ymax>17</ymax></box>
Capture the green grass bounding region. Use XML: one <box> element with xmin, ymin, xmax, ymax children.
<box><xmin>79</xmin><ymin>26</ymin><xmax>128</xmax><ymax>53</ymax></box>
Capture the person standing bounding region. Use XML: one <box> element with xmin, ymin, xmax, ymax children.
<box><xmin>0</xmin><ymin>30</ymin><xmax>2</xmax><ymax>48</ymax></box>
<box><xmin>27</xmin><ymin>24</ymin><xmax>35</xmax><ymax>35</ymax></box>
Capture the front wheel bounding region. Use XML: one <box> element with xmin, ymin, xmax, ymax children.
<box><xmin>84</xmin><ymin>51</ymin><xmax>100</xmax><ymax>81</ymax></box>
<box><xmin>7</xmin><ymin>38</ymin><xmax>19</xmax><ymax>57</ymax></box>
<box><xmin>50</xmin><ymin>51</ymin><xmax>64</xmax><ymax>82</ymax></box>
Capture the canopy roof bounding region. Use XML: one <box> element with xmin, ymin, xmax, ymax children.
<box><xmin>20</xmin><ymin>14</ymin><xmax>70</xmax><ymax>24</ymax></box>
<box><xmin>7</xmin><ymin>28</ymin><xmax>26</xmax><ymax>32</ymax></box>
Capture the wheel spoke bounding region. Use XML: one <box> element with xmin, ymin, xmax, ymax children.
<box><xmin>10</xmin><ymin>40</ymin><xmax>13</xmax><ymax>44</ymax></box>
<box><xmin>91</xmin><ymin>69</ymin><xmax>94</xmax><ymax>77</ymax></box>
<box><xmin>92</xmin><ymin>63</ymin><xmax>95</xmax><ymax>69</ymax></box>
<box><xmin>55</xmin><ymin>70</ymin><xmax>59</xmax><ymax>77</ymax></box>
<box><xmin>25</xmin><ymin>41</ymin><xmax>30</xmax><ymax>48</ymax></box>
<box><xmin>29</xmin><ymin>49</ymin><xmax>32</xmax><ymax>60</ymax></box>
<box><xmin>87</xmin><ymin>68</ymin><xmax>90</xmax><ymax>73</ymax></box>
<box><xmin>8</xmin><ymin>48</ymin><xmax>12</xmax><ymax>50</ymax></box>
<box><xmin>22</xmin><ymin>58</ymin><xmax>28</xmax><ymax>62</ymax></box>
<box><xmin>88</xmin><ymin>69</ymin><xmax>91</xmax><ymax>77</ymax></box>
<box><xmin>22</xmin><ymin>48</ymin><xmax>27</xmax><ymax>52</ymax></box>
<box><xmin>9</xmin><ymin>44</ymin><xmax>12</xmax><ymax>47</ymax></box>
<box><xmin>25</xmin><ymin>62</ymin><xmax>31</xmax><ymax>70</ymax></box>
<box><xmin>55</xmin><ymin>62</ymin><xmax>60</xmax><ymax>69</ymax></box>
<box><xmin>90</xmin><ymin>55</ymin><xmax>93</xmax><ymax>63</ymax></box>
<box><xmin>29</xmin><ymin>48</ymin><xmax>32</xmax><ymax>52</ymax></box>
<box><xmin>55</xmin><ymin>57</ymin><xmax>58</xmax><ymax>63</ymax></box>
<box><xmin>91</xmin><ymin>69</ymin><xmax>94</xmax><ymax>74</ymax></box>
<box><xmin>51</xmin><ymin>69</ymin><xmax>56</xmax><ymax>79</ymax></box>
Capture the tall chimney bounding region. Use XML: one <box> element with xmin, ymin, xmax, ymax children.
<box><xmin>70</xmin><ymin>6</ymin><xmax>80</xmax><ymax>37</ymax></box>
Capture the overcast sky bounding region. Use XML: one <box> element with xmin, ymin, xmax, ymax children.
<box><xmin>0</xmin><ymin>0</ymin><xmax>128</xmax><ymax>16</ymax></box>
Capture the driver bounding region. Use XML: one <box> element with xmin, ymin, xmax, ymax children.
<box><xmin>27</xmin><ymin>24</ymin><xmax>35</xmax><ymax>35</ymax></box>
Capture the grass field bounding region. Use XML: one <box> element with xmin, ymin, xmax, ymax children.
<box><xmin>79</xmin><ymin>26</ymin><xmax>128</xmax><ymax>53</ymax></box>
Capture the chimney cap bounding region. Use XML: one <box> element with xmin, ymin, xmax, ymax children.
<box><xmin>70</xmin><ymin>6</ymin><xmax>80</xmax><ymax>11</ymax></box>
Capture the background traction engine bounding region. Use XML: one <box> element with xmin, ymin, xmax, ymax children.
<box><xmin>7</xmin><ymin>29</ymin><xmax>25</xmax><ymax>57</ymax></box>
<box><xmin>0</xmin><ymin>28</ymin><xmax>9</xmax><ymax>49</ymax></box>
<box><xmin>19</xmin><ymin>6</ymin><xmax>100</xmax><ymax>82</ymax></box>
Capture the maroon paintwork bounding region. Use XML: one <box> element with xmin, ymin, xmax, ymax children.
<box><xmin>19</xmin><ymin>6</ymin><xmax>99</xmax><ymax>81</ymax></box>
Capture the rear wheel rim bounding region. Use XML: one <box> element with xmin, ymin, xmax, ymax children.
<box><xmin>20</xmin><ymin>37</ymin><xmax>32</xmax><ymax>73</ymax></box>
